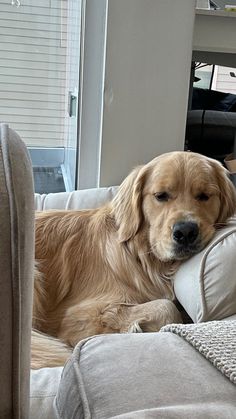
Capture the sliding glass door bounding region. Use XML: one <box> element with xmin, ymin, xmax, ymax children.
<box><xmin>0</xmin><ymin>0</ymin><xmax>82</xmax><ymax>192</ymax></box>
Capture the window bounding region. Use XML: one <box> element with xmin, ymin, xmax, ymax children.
<box><xmin>0</xmin><ymin>0</ymin><xmax>82</xmax><ymax>193</ymax></box>
<box><xmin>194</xmin><ymin>63</ymin><xmax>214</xmax><ymax>89</ymax></box>
<box><xmin>194</xmin><ymin>63</ymin><xmax>236</xmax><ymax>95</ymax></box>
<box><xmin>212</xmin><ymin>65</ymin><xmax>236</xmax><ymax>95</ymax></box>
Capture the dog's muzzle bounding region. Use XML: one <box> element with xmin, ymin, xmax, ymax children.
<box><xmin>172</xmin><ymin>221</ymin><xmax>200</xmax><ymax>258</ymax></box>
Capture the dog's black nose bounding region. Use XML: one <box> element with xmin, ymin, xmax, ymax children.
<box><xmin>173</xmin><ymin>221</ymin><xmax>199</xmax><ymax>246</ymax></box>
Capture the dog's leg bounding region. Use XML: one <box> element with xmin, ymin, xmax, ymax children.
<box><xmin>101</xmin><ymin>299</ymin><xmax>183</xmax><ymax>333</ymax></box>
<box><xmin>58</xmin><ymin>300</ymin><xmax>122</xmax><ymax>347</ymax></box>
<box><xmin>59</xmin><ymin>299</ymin><xmax>182</xmax><ymax>347</ymax></box>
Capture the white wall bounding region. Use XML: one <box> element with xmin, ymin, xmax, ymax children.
<box><xmin>99</xmin><ymin>0</ymin><xmax>196</xmax><ymax>186</ymax></box>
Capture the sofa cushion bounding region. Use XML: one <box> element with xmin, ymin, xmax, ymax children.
<box><xmin>35</xmin><ymin>186</ymin><xmax>118</xmax><ymax>211</ymax></box>
<box><xmin>55</xmin><ymin>333</ymin><xmax>236</xmax><ymax>419</ymax></box>
<box><xmin>174</xmin><ymin>217</ymin><xmax>236</xmax><ymax>323</ymax></box>
<box><xmin>161</xmin><ymin>320</ymin><xmax>236</xmax><ymax>384</ymax></box>
<box><xmin>30</xmin><ymin>367</ymin><xmax>63</xmax><ymax>419</ymax></box>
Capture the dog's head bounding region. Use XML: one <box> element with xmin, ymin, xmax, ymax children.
<box><xmin>112</xmin><ymin>151</ymin><xmax>236</xmax><ymax>261</ymax></box>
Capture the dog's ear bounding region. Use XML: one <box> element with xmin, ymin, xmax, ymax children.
<box><xmin>112</xmin><ymin>165</ymin><xmax>148</xmax><ymax>242</ymax></box>
<box><xmin>212</xmin><ymin>161</ymin><xmax>236</xmax><ymax>223</ymax></box>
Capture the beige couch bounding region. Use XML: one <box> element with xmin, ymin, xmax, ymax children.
<box><xmin>33</xmin><ymin>189</ymin><xmax>236</xmax><ymax>419</ymax></box>
<box><xmin>1</xmin><ymin>124</ymin><xmax>236</xmax><ymax>419</ymax></box>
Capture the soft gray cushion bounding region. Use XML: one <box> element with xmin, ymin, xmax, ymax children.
<box><xmin>55</xmin><ymin>333</ymin><xmax>236</xmax><ymax>419</ymax></box>
<box><xmin>174</xmin><ymin>217</ymin><xmax>236</xmax><ymax>323</ymax></box>
<box><xmin>0</xmin><ymin>124</ymin><xmax>34</xmax><ymax>418</ymax></box>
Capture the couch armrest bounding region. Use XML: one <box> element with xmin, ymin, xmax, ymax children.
<box><xmin>174</xmin><ymin>217</ymin><xmax>236</xmax><ymax>323</ymax></box>
<box><xmin>55</xmin><ymin>333</ymin><xmax>236</xmax><ymax>418</ymax></box>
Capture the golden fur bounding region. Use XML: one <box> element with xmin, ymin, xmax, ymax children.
<box><xmin>32</xmin><ymin>151</ymin><xmax>236</xmax><ymax>368</ymax></box>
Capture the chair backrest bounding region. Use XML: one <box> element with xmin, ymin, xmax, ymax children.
<box><xmin>0</xmin><ymin>124</ymin><xmax>34</xmax><ymax>419</ymax></box>
<box><xmin>35</xmin><ymin>186</ymin><xmax>118</xmax><ymax>211</ymax></box>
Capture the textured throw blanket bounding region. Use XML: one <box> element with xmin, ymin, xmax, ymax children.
<box><xmin>161</xmin><ymin>320</ymin><xmax>236</xmax><ymax>385</ymax></box>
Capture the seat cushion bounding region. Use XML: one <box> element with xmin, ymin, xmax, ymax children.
<box><xmin>55</xmin><ymin>333</ymin><xmax>236</xmax><ymax>419</ymax></box>
<box><xmin>30</xmin><ymin>367</ymin><xmax>63</xmax><ymax>419</ymax></box>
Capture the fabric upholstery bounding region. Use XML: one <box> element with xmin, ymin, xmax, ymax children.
<box><xmin>0</xmin><ymin>124</ymin><xmax>34</xmax><ymax>419</ymax></box>
<box><xmin>30</xmin><ymin>367</ymin><xmax>63</xmax><ymax>419</ymax></box>
<box><xmin>32</xmin><ymin>161</ymin><xmax>236</xmax><ymax>418</ymax></box>
<box><xmin>35</xmin><ymin>186</ymin><xmax>118</xmax><ymax>211</ymax></box>
<box><xmin>1</xmin><ymin>126</ymin><xmax>235</xmax><ymax>418</ymax></box>
<box><xmin>174</xmin><ymin>217</ymin><xmax>236</xmax><ymax>323</ymax></box>
<box><xmin>161</xmin><ymin>320</ymin><xmax>236</xmax><ymax>384</ymax></box>
<box><xmin>55</xmin><ymin>333</ymin><xmax>236</xmax><ymax>419</ymax></box>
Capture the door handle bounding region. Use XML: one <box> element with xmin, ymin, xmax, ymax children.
<box><xmin>68</xmin><ymin>91</ymin><xmax>77</xmax><ymax>117</ymax></box>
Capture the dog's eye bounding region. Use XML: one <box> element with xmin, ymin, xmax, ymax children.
<box><xmin>154</xmin><ymin>192</ymin><xmax>170</xmax><ymax>202</ymax></box>
<box><xmin>196</xmin><ymin>192</ymin><xmax>209</xmax><ymax>201</ymax></box>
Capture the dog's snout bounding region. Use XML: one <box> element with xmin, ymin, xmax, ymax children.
<box><xmin>173</xmin><ymin>221</ymin><xmax>199</xmax><ymax>246</ymax></box>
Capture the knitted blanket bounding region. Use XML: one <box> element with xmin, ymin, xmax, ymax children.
<box><xmin>161</xmin><ymin>320</ymin><xmax>236</xmax><ymax>385</ymax></box>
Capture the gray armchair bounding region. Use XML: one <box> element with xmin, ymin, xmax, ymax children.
<box><xmin>0</xmin><ymin>124</ymin><xmax>34</xmax><ymax>419</ymax></box>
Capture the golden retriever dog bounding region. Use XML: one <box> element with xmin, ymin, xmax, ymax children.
<box><xmin>32</xmin><ymin>151</ymin><xmax>236</xmax><ymax>368</ymax></box>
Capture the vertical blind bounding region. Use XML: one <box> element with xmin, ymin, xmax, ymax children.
<box><xmin>0</xmin><ymin>0</ymin><xmax>67</xmax><ymax>147</ymax></box>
